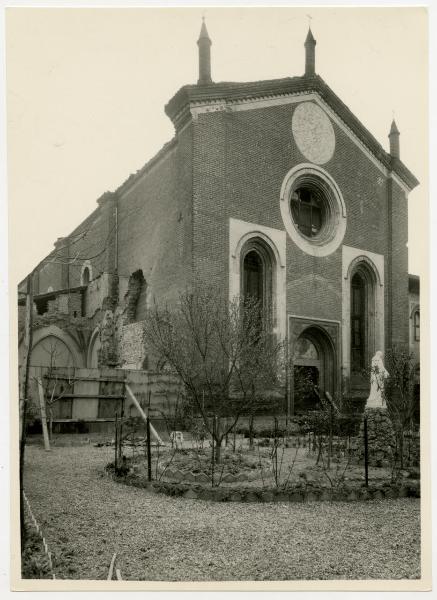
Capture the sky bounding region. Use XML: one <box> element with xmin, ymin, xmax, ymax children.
<box><xmin>6</xmin><ymin>6</ymin><xmax>428</xmax><ymax>283</ymax></box>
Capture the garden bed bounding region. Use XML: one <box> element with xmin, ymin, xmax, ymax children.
<box><xmin>109</xmin><ymin>469</ymin><xmax>420</xmax><ymax>504</ymax></box>
<box><xmin>106</xmin><ymin>443</ymin><xmax>420</xmax><ymax>503</ymax></box>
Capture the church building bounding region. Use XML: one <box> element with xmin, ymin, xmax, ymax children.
<box><xmin>18</xmin><ymin>22</ymin><xmax>419</xmax><ymax>418</ymax></box>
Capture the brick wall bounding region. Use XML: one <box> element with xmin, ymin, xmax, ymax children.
<box><xmin>69</xmin><ymin>291</ymin><xmax>83</xmax><ymax>318</ymax></box>
<box><xmin>65</xmin><ymin>205</ymin><xmax>113</xmax><ymax>289</ymax></box>
<box><xmin>34</xmin><ymin>205</ymin><xmax>113</xmax><ymax>295</ymax></box>
<box><xmin>38</xmin><ymin>257</ymin><xmax>63</xmax><ymax>294</ymax></box>
<box><xmin>22</xmin><ymin>93</ymin><xmax>411</xmax><ymax>378</ymax></box>
<box><xmin>119</xmin><ymin>322</ymin><xmax>147</xmax><ymax>369</ymax></box>
<box><xmin>117</xmin><ymin>127</ymin><xmax>193</xmax><ymax>309</ymax></box>
<box><xmin>84</xmin><ymin>273</ymin><xmax>111</xmax><ymax>318</ymax></box>
<box><xmin>388</xmin><ymin>179</ymin><xmax>409</xmax><ymax>350</ymax></box>
<box><xmin>191</xmin><ymin>100</ymin><xmax>392</xmax><ymax>327</ymax></box>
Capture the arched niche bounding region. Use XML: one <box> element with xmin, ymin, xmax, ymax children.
<box><xmin>19</xmin><ymin>325</ymin><xmax>85</xmax><ymax>369</ymax></box>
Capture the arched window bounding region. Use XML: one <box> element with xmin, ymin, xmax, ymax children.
<box><xmin>351</xmin><ymin>273</ymin><xmax>366</xmax><ymax>371</ymax></box>
<box><xmin>243</xmin><ymin>250</ymin><xmax>264</xmax><ymax>307</ymax></box>
<box><xmin>414</xmin><ymin>310</ymin><xmax>420</xmax><ymax>341</ymax></box>
<box><xmin>82</xmin><ymin>267</ymin><xmax>90</xmax><ymax>285</ymax></box>
<box><xmin>349</xmin><ymin>262</ymin><xmax>377</xmax><ymax>377</ymax></box>
<box><xmin>240</xmin><ymin>238</ymin><xmax>275</xmax><ymax>326</ymax></box>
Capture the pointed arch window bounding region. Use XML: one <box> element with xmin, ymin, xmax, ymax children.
<box><xmin>349</xmin><ymin>262</ymin><xmax>377</xmax><ymax>377</ymax></box>
<box><xmin>243</xmin><ymin>250</ymin><xmax>264</xmax><ymax>308</ymax></box>
<box><xmin>241</xmin><ymin>238</ymin><xmax>275</xmax><ymax>328</ymax></box>
<box><xmin>351</xmin><ymin>273</ymin><xmax>366</xmax><ymax>371</ymax></box>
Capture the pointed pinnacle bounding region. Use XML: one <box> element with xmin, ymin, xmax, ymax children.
<box><xmin>305</xmin><ymin>27</ymin><xmax>316</xmax><ymax>45</ymax></box>
<box><xmin>198</xmin><ymin>17</ymin><xmax>211</xmax><ymax>42</ymax></box>
<box><xmin>389</xmin><ymin>119</ymin><xmax>400</xmax><ymax>135</ymax></box>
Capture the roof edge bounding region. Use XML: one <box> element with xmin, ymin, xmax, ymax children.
<box><xmin>165</xmin><ymin>75</ymin><xmax>419</xmax><ymax>191</ymax></box>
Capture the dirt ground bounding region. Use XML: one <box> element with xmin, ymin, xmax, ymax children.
<box><xmin>22</xmin><ymin>441</ymin><xmax>421</xmax><ymax>581</ymax></box>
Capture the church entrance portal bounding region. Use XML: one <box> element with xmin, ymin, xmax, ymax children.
<box><xmin>292</xmin><ymin>327</ymin><xmax>335</xmax><ymax>414</ymax></box>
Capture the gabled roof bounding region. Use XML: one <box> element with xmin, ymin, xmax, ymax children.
<box><xmin>165</xmin><ymin>74</ymin><xmax>418</xmax><ymax>191</ymax></box>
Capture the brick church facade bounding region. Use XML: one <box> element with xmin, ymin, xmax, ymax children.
<box><xmin>18</xmin><ymin>23</ymin><xmax>419</xmax><ymax>416</ymax></box>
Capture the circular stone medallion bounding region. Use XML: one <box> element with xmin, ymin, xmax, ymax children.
<box><xmin>292</xmin><ymin>102</ymin><xmax>335</xmax><ymax>165</ymax></box>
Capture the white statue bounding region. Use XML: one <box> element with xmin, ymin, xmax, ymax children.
<box><xmin>366</xmin><ymin>351</ymin><xmax>389</xmax><ymax>408</ymax></box>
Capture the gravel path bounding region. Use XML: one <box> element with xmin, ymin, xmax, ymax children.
<box><xmin>24</xmin><ymin>444</ymin><xmax>421</xmax><ymax>581</ymax></box>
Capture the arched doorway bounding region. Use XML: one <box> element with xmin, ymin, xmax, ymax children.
<box><xmin>292</xmin><ymin>327</ymin><xmax>335</xmax><ymax>413</ymax></box>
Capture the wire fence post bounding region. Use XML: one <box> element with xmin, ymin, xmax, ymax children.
<box><xmin>364</xmin><ymin>414</ymin><xmax>369</xmax><ymax>487</ymax></box>
<box><xmin>114</xmin><ymin>412</ymin><xmax>119</xmax><ymax>470</ymax></box>
<box><xmin>328</xmin><ymin>403</ymin><xmax>334</xmax><ymax>470</ymax></box>
<box><xmin>146</xmin><ymin>414</ymin><xmax>152</xmax><ymax>481</ymax></box>
<box><xmin>211</xmin><ymin>416</ymin><xmax>215</xmax><ymax>487</ymax></box>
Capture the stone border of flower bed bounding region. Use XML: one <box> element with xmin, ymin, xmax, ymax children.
<box><xmin>154</xmin><ymin>466</ymin><xmax>258</xmax><ymax>484</ymax></box>
<box><xmin>109</xmin><ymin>470</ymin><xmax>420</xmax><ymax>503</ymax></box>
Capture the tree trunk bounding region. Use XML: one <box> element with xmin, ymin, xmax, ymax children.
<box><xmin>249</xmin><ymin>414</ymin><xmax>254</xmax><ymax>448</ymax></box>
<box><xmin>399</xmin><ymin>427</ymin><xmax>404</xmax><ymax>470</ymax></box>
<box><xmin>49</xmin><ymin>409</ymin><xmax>53</xmax><ymax>441</ymax></box>
<box><xmin>214</xmin><ymin>437</ymin><xmax>222</xmax><ymax>464</ymax></box>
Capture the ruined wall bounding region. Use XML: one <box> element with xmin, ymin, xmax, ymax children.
<box><xmin>117</xmin><ymin>128</ymin><xmax>193</xmax><ymax>309</ymax></box>
<box><xmin>119</xmin><ymin>322</ymin><xmax>147</xmax><ymax>370</ymax></box>
<box><xmin>84</xmin><ymin>273</ymin><xmax>111</xmax><ymax>318</ymax></box>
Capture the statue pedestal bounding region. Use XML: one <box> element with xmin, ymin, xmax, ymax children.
<box><xmin>365</xmin><ymin>395</ymin><xmax>385</xmax><ymax>409</ymax></box>
<box><xmin>356</xmin><ymin>407</ymin><xmax>396</xmax><ymax>468</ymax></box>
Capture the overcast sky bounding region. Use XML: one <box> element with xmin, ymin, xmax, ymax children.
<box><xmin>7</xmin><ymin>6</ymin><xmax>428</xmax><ymax>283</ymax></box>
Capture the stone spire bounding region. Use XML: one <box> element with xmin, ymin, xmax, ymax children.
<box><xmin>304</xmin><ymin>27</ymin><xmax>316</xmax><ymax>77</ymax></box>
<box><xmin>388</xmin><ymin>119</ymin><xmax>400</xmax><ymax>159</ymax></box>
<box><xmin>197</xmin><ymin>17</ymin><xmax>212</xmax><ymax>85</ymax></box>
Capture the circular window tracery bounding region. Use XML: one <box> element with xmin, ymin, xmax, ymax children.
<box><xmin>280</xmin><ymin>164</ymin><xmax>346</xmax><ymax>257</ymax></box>
<box><xmin>290</xmin><ymin>187</ymin><xmax>324</xmax><ymax>238</ymax></box>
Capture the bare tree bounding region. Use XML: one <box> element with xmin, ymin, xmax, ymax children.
<box><xmin>379</xmin><ymin>347</ymin><xmax>417</xmax><ymax>469</ymax></box>
<box><xmin>143</xmin><ymin>286</ymin><xmax>285</xmax><ymax>462</ymax></box>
